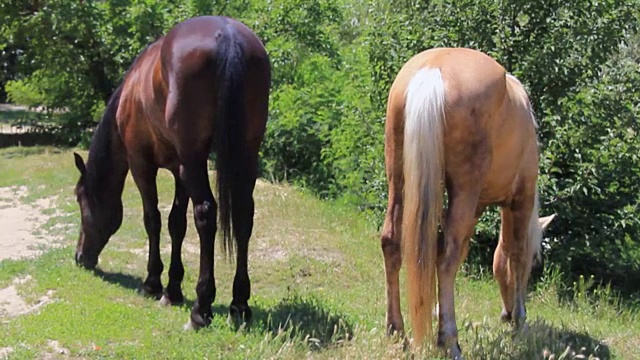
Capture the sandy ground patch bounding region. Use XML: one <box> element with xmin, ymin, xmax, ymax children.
<box><xmin>0</xmin><ymin>274</ymin><xmax>54</xmax><ymax>320</ymax></box>
<box><xmin>0</xmin><ymin>346</ymin><xmax>14</xmax><ymax>359</ymax></box>
<box><xmin>0</xmin><ymin>186</ymin><xmax>62</xmax><ymax>320</ymax></box>
<box><xmin>0</xmin><ymin>186</ymin><xmax>60</xmax><ymax>261</ymax></box>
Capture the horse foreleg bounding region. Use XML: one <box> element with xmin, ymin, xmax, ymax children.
<box><xmin>437</xmin><ymin>193</ymin><xmax>479</xmax><ymax>360</ymax></box>
<box><xmin>505</xmin><ymin>193</ymin><xmax>536</xmax><ymax>329</ymax></box>
<box><xmin>181</xmin><ymin>159</ymin><xmax>217</xmax><ymax>330</ymax></box>
<box><xmin>494</xmin><ymin>209</ymin><xmax>515</xmax><ymax>323</ymax></box>
<box><xmin>228</xmin><ymin>173</ymin><xmax>257</xmax><ymax>325</ymax></box>
<box><xmin>130</xmin><ymin>162</ymin><xmax>164</xmax><ymax>299</ymax></box>
<box><xmin>159</xmin><ymin>173</ymin><xmax>189</xmax><ymax>306</ymax></box>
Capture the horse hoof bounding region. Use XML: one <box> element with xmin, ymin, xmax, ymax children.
<box><xmin>140</xmin><ymin>286</ymin><xmax>163</xmax><ymax>300</ymax></box>
<box><xmin>437</xmin><ymin>333</ymin><xmax>463</xmax><ymax>360</ymax></box>
<box><xmin>184</xmin><ymin>316</ymin><xmax>208</xmax><ymax>331</ymax></box>
<box><xmin>159</xmin><ymin>294</ymin><xmax>178</xmax><ymax>306</ymax></box>
<box><xmin>140</xmin><ymin>280</ymin><xmax>163</xmax><ymax>300</ymax></box>
<box><xmin>159</xmin><ymin>290</ymin><xmax>184</xmax><ymax>306</ymax></box>
<box><xmin>184</xmin><ymin>311</ymin><xmax>211</xmax><ymax>331</ymax></box>
<box><xmin>448</xmin><ymin>342</ymin><xmax>463</xmax><ymax>360</ymax></box>
<box><xmin>183</xmin><ymin>318</ymin><xmax>197</xmax><ymax>331</ymax></box>
<box><xmin>500</xmin><ymin>310</ymin><xmax>512</xmax><ymax>323</ymax></box>
<box><xmin>385</xmin><ymin>324</ymin><xmax>404</xmax><ymax>337</ymax></box>
<box><xmin>228</xmin><ymin>304</ymin><xmax>252</xmax><ymax>327</ymax></box>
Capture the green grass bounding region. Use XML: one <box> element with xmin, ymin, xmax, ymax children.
<box><xmin>0</xmin><ymin>147</ymin><xmax>638</xmax><ymax>359</ymax></box>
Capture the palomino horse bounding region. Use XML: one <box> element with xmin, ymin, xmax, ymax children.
<box><xmin>380</xmin><ymin>47</ymin><xmax>551</xmax><ymax>358</ymax></box>
<box><xmin>73</xmin><ymin>16</ymin><xmax>270</xmax><ymax>330</ymax></box>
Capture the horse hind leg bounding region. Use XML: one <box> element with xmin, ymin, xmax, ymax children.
<box><xmin>437</xmin><ymin>191</ymin><xmax>481</xmax><ymax>359</ymax></box>
<box><xmin>180</xmin><ymin>156</ymin><xmax>218</xmax><ymax>330</ymax></box>
<box><xmin>381</xmin><ymin>181</ymin><xmax>404</xmax><ymax>336</ymax></box>
<box><xmin>130</xmin><ymin>161</ymin><xmax>164</xmax><ymax>299</ymax></box>
<box><xmin>159</xmin><ymin>172</ymin><xmax>189</xmax><ymax>306</ymax></box>
<box><xmin>228</xmin><ymin>163</ymin><xmax>258</xmax><ymax>326</ymax></box>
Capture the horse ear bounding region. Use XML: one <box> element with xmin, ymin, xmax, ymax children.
<box><xmin>73</xmin><ymin>152</ymin><xmax>86</xmax><ymax>175</ymax></box>
<box><xmin>539</xmin><ymin>214</ymin><xmax>556</xmax><ymax>232</ymax></box>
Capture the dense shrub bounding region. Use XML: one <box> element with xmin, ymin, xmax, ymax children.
<box><xmin>1</xmin><ymin>0</ymin><xmax>639</xmax><ymax>295</ymax></box>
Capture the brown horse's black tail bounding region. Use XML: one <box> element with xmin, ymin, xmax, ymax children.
<box><xmin>214</xmin><ymin>30</ymin><xmax>246</xmax><ymax>258</ymax></box>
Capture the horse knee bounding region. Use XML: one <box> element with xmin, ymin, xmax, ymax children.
<box><xmin>194</xmin><ymin>200</ymin><xmax>217</xmax><ymax>228</ymax></box>
<box><xmin>381</xmin><ymin>228</ymin><xmax>399</xmax><ymax>252</ymax></box>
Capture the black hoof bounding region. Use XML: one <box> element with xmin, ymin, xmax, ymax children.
<box><xmin>437</xmin><ymin>332</ymin><xmax>462</xmax><ymax>359</ymax></box>
<box><xmin>76</xmin><ymin>252</ymin><xmax>98</xmax><ymax>269</ymax></box>
<box><xmin>385</xmin><ymin>323</ymin><xmax>404</xmax><ymax>337</ymax></box>
<box><xmin>140</xmin><ymin>280</ymin><xmax>163</xmax><ymax>300</ymax></box>
<box><xmin>186</xmin><ymin>310</ymin><xmax>212</xmax><ymax>331</ymax></box>
<box><xmin>159</xmin><ymin>292</ymin><xmax>184</xmax><ymax>307</ymax></box>
<box><xmin>228</xmin><ymin>303</ymin><xmax>252</xmax><ymax>328</ymax></box>
<box><xmin>443</xmin><ymin>342</ymin><xmax>463</xmax><ymax>360</ymax></box>
<box><xmin>159</xmin><ymin>288</ymin><xmax>184</xmax><ymax>306</ymax></box>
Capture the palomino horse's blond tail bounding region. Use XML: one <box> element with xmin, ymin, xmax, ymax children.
<box><xmin>403</xmin><ymin>68</ymin><xmax>446</xmax><ymax>346</ymax></box>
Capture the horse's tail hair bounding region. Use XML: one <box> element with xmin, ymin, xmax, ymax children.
<box><xmin>528</xmin><ymin>188</ymin><xmax>543</xmax><ymax>265</ymax></box>
<box><xmin>402</xmin><ymin>67</ymin><xmax>446</xmax><ymax>347</ymax></box>
<box><xmin>214</xmin><ymin>29</ymin><xmax>247</xmax><ymax>258</ymax></box>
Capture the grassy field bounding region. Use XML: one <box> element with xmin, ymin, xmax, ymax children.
<box><xmin>0</xmin><ymin>147</ymin><xmax>638</xmax><ymax>359</ymax></box>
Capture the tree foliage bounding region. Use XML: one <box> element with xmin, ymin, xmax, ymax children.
<box><xmin>1</xmin><ymin>0</ymin><xmax>639</xmax><ymax>295</ymax></box>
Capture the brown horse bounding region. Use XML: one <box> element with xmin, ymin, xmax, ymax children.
<box><xmin>72</xmin><ymin>16</ymin><xmax>270</xmax><ymax>330</ymax></box>
<box><xmin>380</xmin><ymin>47</ymin><xmax>552</xmax><ymax>358</ymax></box>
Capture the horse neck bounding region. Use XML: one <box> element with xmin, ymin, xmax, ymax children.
<box><xmin>85</xmin><ymin>119</ymin><xmax>129</xmax><ymax>204</ymax></box>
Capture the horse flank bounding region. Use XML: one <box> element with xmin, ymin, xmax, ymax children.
<box><xmin>506</xmin><ymin>73</ymin><xmax>543</xmax><ymax>263</ymax></box>
<box><xmin>402</xmin><ymin>67</ymin><xmax>446</xmax><ymax>344</ymax></box>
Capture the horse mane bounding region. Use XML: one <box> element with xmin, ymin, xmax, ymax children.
<box><xmin>84</xmin><ymin>39</ymin><xmax>163</xmax><ymax>195</ymax></box>
<box><xmin>83</xmin><ymin>85</ymin><xmax>123</xmax><ymax>196</ymax></box>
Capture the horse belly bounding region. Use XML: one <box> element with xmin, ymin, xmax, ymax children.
<box><xmin>152</xmin><ymin>138</ymin><xmax>180</xmax><ymax>170</ymax></box>
<box><xmin>479</xmin><ymin>138</ymin><xmax>527</xmax><ymax>205</ymax></box>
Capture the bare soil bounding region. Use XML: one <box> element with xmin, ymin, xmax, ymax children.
<box><xmin>0</xmin><ymin>186</ymin><xmax>59</xmax><ymax>320</ymax></box>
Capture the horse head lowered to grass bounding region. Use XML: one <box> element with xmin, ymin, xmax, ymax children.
<box><xmin>73</xmin><ymin>15</ymin><xmax>270</xmax><ymax>330</ymax></box>
<box><xmin>379</xmin><ymin>47</ymin><xmax>554</xmax><ymax>359</ymax></box>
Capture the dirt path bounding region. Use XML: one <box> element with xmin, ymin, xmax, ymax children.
<box><xmin>0</xmin><ymin>186</ymin><xmax>61</xmax><ymax>326</ymax></box>
<box><xmin>0</xmin><ymin>186</ymin><xmax>57</xmax><ymax>261</ymax></box>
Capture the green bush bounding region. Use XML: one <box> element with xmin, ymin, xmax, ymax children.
<box><xmin>4</xmin><ymin>76</ymin><xmax>45</xmax><ymax>106</ymax></box>
<box><xmin>2</xmin><ymin>0</ymin><xmax>640</xmax><ymax>296</ymax></box>
<box><xmin>539</xmin><ymin>53</ymin><xmax>640</xmax><ymax>295</ymax></box>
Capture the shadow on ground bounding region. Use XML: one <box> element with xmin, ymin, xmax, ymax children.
<box><xmin>94</xmin><ymin>268</ymin><xmax>143</xmax><ymax>292</ymax></box>
<box><xmin>93</xmin><ymin>268</ymin><xmax>353</xmax><ymax>351</ymax></box>
<box><xmin>465</xmin><ymin>318</ymin><xmax>611</xmax><ymax>360</ymax></box>
<box><xmin>248</xmin><ymin>295</ymin><xmax>353</xmax><ymax>350</ymax></box>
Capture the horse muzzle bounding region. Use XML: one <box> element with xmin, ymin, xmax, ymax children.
<box><xmin>75</xmin><ymin>251</ymin><xmax>98</xmax><ymax>270</ymax></box>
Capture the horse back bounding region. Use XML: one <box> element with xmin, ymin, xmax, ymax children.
<box><xmin>114</xmin><ymin>16</ymin><xmax>269</xmax><ymax>171</ymax></box>
<box><xmin>160</xmin><ymin>16</ymin><xmax>269</xmax><ymax>158</ymax></box>
<box><xmin>389</xmin><ymin>48</ymin><xmax>539</xmax><ymax>205</ymax></box>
